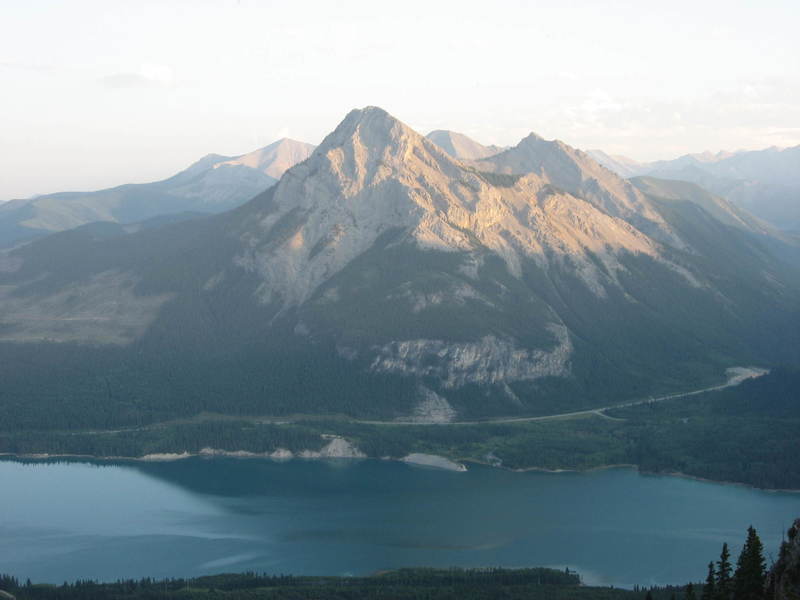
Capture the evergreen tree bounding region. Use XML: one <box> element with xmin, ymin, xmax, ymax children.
<box><xmin>645</xmin><ymin>591</ymin><xmax>654</xmax><ymax>600</ymax></box>
<box><xmin>716</xmin><ymin>543</ymin><xmax>733</xmax><ymax>600</ymax></box>
<box><xmin>686</xmin><ymin>582</ymin><xmax>697</xmax><ymax>600</ymax></box>
<box><xmin>0</xmin><ymin>575</ymin><xmax>19</xmax><ymax>592</ymax></box>
<box><xmin>703</xmin><ymin>562</ymin><xmax>716</xmax><ymax>600</ymax></box>
<box><xmin>733</xmin><ymin>526</ymin><xmax>766</xmax><ymax>600</ymax></box>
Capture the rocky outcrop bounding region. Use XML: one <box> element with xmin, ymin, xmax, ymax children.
<box><xmin>767</xmin><ymin>519</ymin><xmax>800</xmax><ymax>600</ymax></box>
<box><xmin>235</xmin><ymin>107</ymin><xmax>685</xmax><ymax>311</ymax></box>
<box><xmin>139</xmin><ymin>452</ymin><xmax>192</xmax><ymax>461</ymax></box>
<box><xmin>298</xmin><ymin>436</ymin><xmax>366</xmax><ymax>459</ymax></box>
<box><xmin>370</xmin><ymin>325</ymin><xmax>572</xmax><ymax>388</ymax></box>
<box><xmin>197</xmin><ymin>437</ymin><xmax>366</xmax><ymax>461</ymax></box>
<box><xmin>404</xmin><ymin>385</ymin><xmax>457</xmax><ymax>423</ymax></box>
<box><xmin>0</xmin><ymin>106</ymin><xmax>797</xmax><ymax>424</ymax></box>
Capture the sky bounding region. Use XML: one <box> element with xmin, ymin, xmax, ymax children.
<box><xmin>1</xmin><ymin>0</ymin><xmax>799</xmax><ymax>200</ymax></box>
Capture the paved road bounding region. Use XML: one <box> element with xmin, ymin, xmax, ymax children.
<box><xmin>62</xmin><ymin>366</ymin><xmax>768</xmax><ymax>435</ymax></box>
<box><xmin>357</xmin><ymin>366</ymin><xmax>768</xmax><ymax>426</ymax></box>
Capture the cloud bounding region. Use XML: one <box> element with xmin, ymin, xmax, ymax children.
<box><xmin>99</xmin><ymin>63</ymin><xmax>174</xmax><ymax>89</ymax></box>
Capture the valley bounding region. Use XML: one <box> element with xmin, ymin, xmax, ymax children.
<box><xmin>3</xmin><ymin>4</ymin><xmax>799</xmax><ymax>598</ymax></box>
<box><xmin>1</xmin><ymin>455</ymin><xmax>798</xmax><ymax>587</ymax></box>
<box><xmin>2</xmin><ymin>366</ymin><xmax>796</xmax><ymax>490</ymax></box>
<box><xmin>1</xmin><ymin>108</ymin><xmax>797</xmax><ymax>438</ymax></box>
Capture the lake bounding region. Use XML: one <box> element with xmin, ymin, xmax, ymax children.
<box><xmin>1</xmin><ymin>457</ymin><xmax>798</xmax><ymax>588</ymax></box>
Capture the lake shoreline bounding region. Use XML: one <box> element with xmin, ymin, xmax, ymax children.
<box><xmin>2</xmin><ymin>450</ymin><xmax>798</xmax><ymax>492</ymax></box>
<box><xmin>0</xmin><ymin>449</ymin><xmax>466</xmax><ymax>473</ymax></box>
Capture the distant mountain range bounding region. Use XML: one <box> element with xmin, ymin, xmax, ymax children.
<box><xmin>0</xmin><ymin>138</ymin><xmax>315</xmax><ymax>247</ymax></box>
<box><xmin>0</xmin><ymin>107</ymin><xmax>797</xmax><ymax>432</ymax></box>
<box><xmin>587</xmin><ymin>145</ymin><xmax>800</xmax><ymax>233</ymax></box>
<box><xmin>425</xmin><ymin>130</ymin><xmax>506</xmax><ymax>160</ymax></box>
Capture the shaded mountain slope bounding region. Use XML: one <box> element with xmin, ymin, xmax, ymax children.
<box><xmin>426</xmin><ymin>130</ymin><xmax>504</xmax><ymax>160</ymax></box>
<box><xmin>0</xmin><ymin>138</ymin><xmax>315</xmax><ymax>247</ymax></box>
<box><xmin>0</xmin><ymin>107</ymin><xmax>797</xmax><ymax>432</ymax></box>
<box><xmin>589</xmin><ymin>145</ymin><xmax>800</xmax><ymax>233</ymax></box>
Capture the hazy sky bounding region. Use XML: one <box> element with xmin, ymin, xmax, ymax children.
<box><xmin>1</xmin><ymin>0</ymin><xmax>798</xmax><ymax>199</ymax></box>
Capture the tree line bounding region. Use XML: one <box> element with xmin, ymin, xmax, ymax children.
<box><xmin>1</xmin><ymin>524</ymin><xmax>795</xmax><ymax>600</ymax></box>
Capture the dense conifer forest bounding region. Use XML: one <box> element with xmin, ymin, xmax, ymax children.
<box><xmin>1</xmin><ymin>523</ymin><xmax>793</xmax><ymax>600</ymax></box>
<box><xmin>2</xmin><ymin>367</ymin><xmax>798</xmax><ymax>489</ymax></box>
<box><xmin>0</xmin><ymin>567</ymin><xmax>683</xmax><ymax>600</ymax></box>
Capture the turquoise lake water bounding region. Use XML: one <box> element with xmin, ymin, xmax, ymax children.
<box><xmin>1</xmin><ymin>457</ymin><xmax>798</xmax><ymax>587</ymax></box>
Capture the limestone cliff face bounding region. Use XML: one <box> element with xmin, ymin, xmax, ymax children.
<box><xmin>767</xmin><ymin>519</ymin><xmax>800</xmax><ymax>600</ymax></box>
<box><xmin>0</xmin><ymin>106</ymin><xmax>797</xmax><ymax>421</ymax></box>
<box><xmin>234</xmin><ymin>107</ymin><xmax>690</xmax><ymax>310</ymax></box>
<box><xmin>369</xmin><ymin>325</ymin><xmax>572</xmax><ymax>388</ymax></box>
<box><xmin>472</xmin><ymin>133</ymin><xmax>697</xmax><ymax>251</ymax></box>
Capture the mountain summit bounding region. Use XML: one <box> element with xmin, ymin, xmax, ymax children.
<box><xmin>0</xmin><ymin>107</ymin><xmax>797</xmax><ymax>428</ymax></box>
<box><xmin>236</xmin><ymin>106</ymin><xmax>678</xmax><ymax>309</ymax></box>
<box><xmin>216</xmin><ymin>138</ymin><xmax>316</xmax><ymax>179</ymax></box>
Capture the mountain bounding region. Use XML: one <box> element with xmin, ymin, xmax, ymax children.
<box><xmin>426</xmin><ymin>130</ymin><xmax>504</xmax><ymax>159</ymax></box>
<box><xmin>589</xmin><ymin>145</ymin><xmax>800</xmax><ymax>233</ymax></box>
<box><xmin>214</xmin><ymin>138</ymin><xmax>317</xmax><ymax>179</ymax></box>
<box><xmin>626</xmin><ymin>176</ymin><xmax>775</xmax><ymax>237</ymax></box>
<box><xmin>0</xmin><ymin>138</ymin><xmax>315</xmax><ymax>247</ymax></box>
<box><xmin>0</xmin><ymin>107</ymin><xmax>798</xmax><ymax>433</ymax></box>
<box><xmin>471</xmin><ymin>133</ymin><xmax>689</xmax><ymax>248</ymax></box>
<box><xmin>585</xmin><ymin>150</ymin><xmax>642</xmax><ymax>178</ymax></box>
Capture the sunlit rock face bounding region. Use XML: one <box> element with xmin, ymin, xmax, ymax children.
<box><xmin>0</xmin><ymin>106</ymin><xmax>797</xmax><ymax>421</ymax></box>
<box><xmin>235</xmin><ymin>107</ymin><xmax>690</xmax><ymax>310</ymax></box>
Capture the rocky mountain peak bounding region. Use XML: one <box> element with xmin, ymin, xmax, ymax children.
<box><xmin>310</xmin><ymin>106</ymin><xmax>440</xmax><ymax>172</ymax></box>
<box><xmin>425</xmin><ymin>130</ymin><xmax>504</xmax><ymax>160</ymax></box>
<box><xmin>520</xmin><ymin>131</ymin><xmax>545</xmax><ymax>143</ymax></box>
<box><xmin>232</xmin><ymin>107</ymin><xmax>684</xmax><ymax>311</ymax></box>
<box><xmin>0</xmin><ymin>107</ymin><xmax>797</xmax><ymax>422</ymax></box>
<box><xmin>237</xmin><ymin>107</ymin><xmax>492</xmax><ymax>308</ymax></box>
<box><xmin>278</xmin><ymin>106</ymin><xmax>468</xmax><ymax>201</ymax></box>
<box><xmin>176</xmin><ymin>153</ymin><xmax>234</xmax><ymax>180</ymax></box>
<box><xmin>475</xmin><ymin>130</ymin><xmax>684</xmax><ymax>247</ymax></box>
<box><xmin>318</xmin><ymin>106</ymin><xmax>411</xmax><ymax>149</ymax></box>
<box><xmin>217</xmin><ymin>138</ymin><xmax>316</xmax><ymax>179</ymax></box>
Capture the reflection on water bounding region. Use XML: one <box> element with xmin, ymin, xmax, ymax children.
<box><xmin>1</xmin><ymin>457</ymin><xmax>798</xmax><ymax>588</ymax></box>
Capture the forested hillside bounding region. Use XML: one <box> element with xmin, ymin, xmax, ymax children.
<box><xmin>2</xmin><ymin>367</ymin><xmax>798</xmax><ymax>489</ymax></box>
